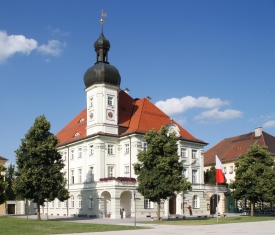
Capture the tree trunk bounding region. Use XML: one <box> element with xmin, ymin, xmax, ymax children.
<box><xmin>37</xmin><ymin>202</ymin><xmax>41</xmax><ymax>220</ymax></box>
<box><xmin>251</xmin><ymin>202</ymin><xmax>254</xmax><ymax>216</ymax></box>
<box><xmin>157</xmin><ymin>198</ymin><xmax>160</xmax><ymax>221</ymax></box>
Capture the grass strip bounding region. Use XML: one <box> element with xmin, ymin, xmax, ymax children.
<box><xmin>0</xmin><ymin>216</ymin><xmax>149</xmax><ymax>235</ymax></box>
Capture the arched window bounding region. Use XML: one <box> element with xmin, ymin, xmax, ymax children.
<box><xmin>71</xmin><ymin>196</ymin><xmax>74</xmax><ymax>208</ymax></box>
<box><xmin>193</xmin><ymin>195</ymin><xmax>200</xmax><ymax>209</ymax></box>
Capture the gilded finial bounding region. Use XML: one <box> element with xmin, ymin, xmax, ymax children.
<box><xmin>100</xmin><ymin>9</ymin><xmax>107</xmax><ymax>24</ymax></box>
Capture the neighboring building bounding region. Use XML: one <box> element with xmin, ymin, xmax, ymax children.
<box><xmin>204</xmin><ymin>127</ymin><xmax>275</xmax><ymax>213</ymax></box>
<box><xmin>0</xmin><ymin>155</ymin><xmax>7</xmax><ymax>214</ymax></box>
<box><xmin>42</xmin><ymin>29</ymin><xmax>208</xmax><ymax>218</ymax></box>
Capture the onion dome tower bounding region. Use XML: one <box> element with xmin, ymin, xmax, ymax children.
<box><xmin>85</xmin><ymin>12</ymin><xmax>120</xmax><ymax>136</ymax></box>
<box><xmin>83</xmin><ymin>21</ymin><xmax>121</xmax><ymax>88</ymax></box>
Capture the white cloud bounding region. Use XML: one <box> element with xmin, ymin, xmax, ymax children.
<box><xmin>0</xmin><ymin>30</ymin><xmax>38</xmax><ymax>63</ymax></box>
<box><xmin>263</xmin><ymin>120</ymin><xmax>275</xmax><ymax>128</ymax></box>
<box><xmin>174</xmin><ymin>116</ymin><xmax>187</xmax><ymax>126</ymax></box>
<box><xmin>37</xmin><ymin>40</ymin><xmax>64</xmax><ymax>56</ymax></box>
<box><xmin>47</xmin><ymin>26</ymin><xmax>70</xmax><ymax>36</ymax></box>
<box><xmin>195</xmin><ymin>108</ymin><xmax>243</xmax><ymax>120</ymax></box>
<box><xmin>155</xmin><ymin>96</ymin><xmax>229</xmax><ymax>116</ymax></box>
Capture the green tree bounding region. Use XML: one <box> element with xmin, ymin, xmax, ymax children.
<box><xmin>204</xmin><ymin>166</ymin><xmax>216</xmax><ymax>184</ymax></box>
<box><xmin>133</xmin><ymin>126</ymin><xmax>192</xmax><ymax>221</ymax></box>
<box><xmin>204</xmin><ymin>166</ymin><xmax>226</xmax><ymax>185</ymax></box>
<box><xmin>5</xmin><ymin>163</ymin><xmax>16</xmax><ymax>200</ymax></box>
<box><xmin>230</xmin><ymin>144</ymin><xmax>275</xmax><ymax>216</ymax></box>
<box><xmin>0</xmin><ymin>165</ymin><xmax>7</xmax><ymax>205</ymax></box>
<box><xmin>13</xmin><ymin>115</ymin><xmax>69</xmax><ymax>220</ymax></box>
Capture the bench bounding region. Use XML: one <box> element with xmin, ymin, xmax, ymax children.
<box><xmin>197</xmin><ymin>215</ymin><xmax>208</xmax><ymax>218</ymax></box>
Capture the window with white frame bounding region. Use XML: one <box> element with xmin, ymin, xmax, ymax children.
<box><xmin>33</xmin><ymin>203</ymin><xmax>37</xmax><ymax>209</ymax></box>
<box><xmin>64</xmin><ymin>152</ymin><xmax>67</xmax><ymax>161</ymax></box>
<box><xmin>57</xmin><ymin>200</ymin><xmax>61</xmax><ymax>208</ymax></box>
<box><xmin>192</xmin><ymin>170</ymin><xmax>198</xmax><ymax>183</ymax></box>
<box><xmin>78</xmin><ymin>148</ymin><xmax>82</xmax><ymax>158</ymax></box>
<box><xmin>193</xmin><ymin>195</ymin><xmax>200</xmax><ymax>208</ymax></box>
<box><xmin>107</xmin><ymin>144</ymin><xmax>114</xmax><ymax>155</ymax></box>
<box><xmin>107</xmin><ymin>96</ymin><xmax>113</xmax><ymax>106</ymax></box>
<box><xmin>224</xmin><ymin>167</ymin><xmax>227</xmax><ymax>174</ymax></box>
<box><xmin>125</xmin><ymin>143</ymin><xmax>130</xmax><ymax>154</ymax></box>
<box><xmin>78</xmin><ymin>196</ymin><xmax>82</xmax><ymax>208</ymax></box>
<box><xmin>88</xmin><ymin>167</ymin><xmax>94</xmax><ymax>182</ymax></box>
<box><xmin>78</xmin><ymin>169</ymin><xmax>82</xmax><ymax>183</ymax></box>
<box><xmin>63</xmin><ymin>171</ymin><xmax>67</xmax><ymax>181</ymax></box>
<box><xmin>181</xmin><ymin>148</ymin><xmax>187</xmax><ymax>158</ymax></box>
<box><xmin>192</xmin><ymin>150</ymin><xmax>197</xmax><ymax>159</ymax></box>
<box><xmin>71</xmin><ymin>196</ymin><xmax>74</xmax><ymax>208</ymax></box>
<box><xmin>144</xmin><ymin>198</ymin><xmax>153</xmax><ymax>209</ymax></box>
<box><xmin>90</xmin><ymin>97</ymin><xmax>93</xmax><ymax>107</ymax></box>
<box><xmin>51</xmin><ymin>200</ymin><xmax>55</xmax><ymax>208</ymax></box>
<box><xmin>90</xmin><ymin>145</ymin><xmax>94</xmax><ymax>156</ymax></box>
<box><xmin>64</xmin><ymin>200</ymin><xmax>68</xmax><ymax>208</ymax></box>
<box><xmin>71</xmin><ymin>150</ymin><xmax>74</xmax><ymax>160</ymax></box>
<box><xmin>71</xmin><ymin>170</ymin><xmax>74</xmax><ymax>184</ymax></box>
<box><xmin>124</xmin><ymin>165</ymin><xmax>129</xmax><ymax>177</ymax></box>
<box><xmin>229</xmin><ymin>166</ymin><xmax>233</xmax><ymax>174</ymax></box>
<box><xmin>143</xmin><ymin>142</ymin><xmax>148</xmax><ymax>151</ymax></box>
<box><xmin>108</xmin><ymin>166</ymin><xmax>114</xmax><ymax>177</ymax></box>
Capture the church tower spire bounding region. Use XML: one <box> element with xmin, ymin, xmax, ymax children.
<box><xmin>84</xmin><ymin>12</ymin><xmax>121</xmax><ymax>136</ymax></box>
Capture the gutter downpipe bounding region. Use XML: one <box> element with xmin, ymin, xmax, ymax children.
<box><xmin>67</xmin><ymin>145</ymin><xmax>69</xmax><ymax>217</ymax></box>
<box><xmin>129</xmin><ymin>136</ymin><xmax>132</xmax><ymax>178</ymax></box>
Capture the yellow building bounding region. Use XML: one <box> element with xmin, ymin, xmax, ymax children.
<box><xmin>0</xmin><ymin>155</ymin><xmax>8</xmax><ymax>214</ymax></box>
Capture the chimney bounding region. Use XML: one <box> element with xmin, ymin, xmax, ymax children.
<box><xmin>255</xmin><ymin>127</ymin><xmax>262</xmax><ymax>137</ymax></box>
<box><xmin>124</xmin><ymin>88</ymin><xmax>130</xmax><ymax>94</ymax></box>
<box><xmin>146</xmin><ymin>96</ymin><xmax>151</xmax><ymax>101</ymax></box>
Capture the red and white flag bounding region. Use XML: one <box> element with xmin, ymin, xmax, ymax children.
<box><xmin>215</xmin><ymin>155</ymin><xmax>225</xmax><ymax>183</ymax></box>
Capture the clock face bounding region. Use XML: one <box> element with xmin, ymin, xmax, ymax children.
<box><xmin>89</xmin><ymin>112</ymin><xmax>94</xmax><ymax>120</ymax></box>
<box><xmin>107</xmin><ymin>110</ymin><xmax>114</xmax><ymax>120</ymax></box>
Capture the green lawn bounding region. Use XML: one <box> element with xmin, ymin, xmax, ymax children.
<box><xmin>143</xmin><ymin>216</ymin><xmax>275</xmax><ymax>225</ymax></box>
<box><xmin>0</xmin><ymin>217</ymin><xmax>148</xmax><ymax>235</ymax></box>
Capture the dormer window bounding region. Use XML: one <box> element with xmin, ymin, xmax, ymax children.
<box><xmin>74</xmin><ymin>132</ymin><xmax>80</xmax><ymax>137</ymax></box>
<box><xmin>107</xmin><ymin>96</ymin><xmax>113</xmax><ymax>106</ymax></box>
<box><xmin>79</xmin><ymin>118</ymin><xmax>84</xmax><ymax>123</ymax></box>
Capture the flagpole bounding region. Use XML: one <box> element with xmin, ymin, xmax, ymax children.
<box><xmin>216</xmin><ymin>182</ymin><xmax>218</xmax><ymax>223</ymax></box>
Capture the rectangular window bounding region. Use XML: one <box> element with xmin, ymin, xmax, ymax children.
<box><xmin>78</xmin><ymin>196</ymin><xmax>82</xmax><ymax>208</ymax></box>
<box><xmin>89</xmin><ymin>199</ymin><xmax>94</xmax><ymax>209</ymax></box>
<box><xmin>125</xmin><ymin>143</ymin><xmax>130</xmax><ymax>154</ymax></box>
<box><xmin>71</xmin><ymin>150</ymin><xmax>74</xmax><ymax>160</ymax></box>
<box><xmin>108</xmin><ymin>166</ymin><xmax>114</xmax><ymax>177</ymax></box>
<box><xmin>51</xmin><ymin>201</ymin><xmax>55</xmax><ymax>208</ymax></box>
<box><xmin>71</xmin><ymin>170</ymin><xmax>74</xmax><ymax>184</ymax></box>
<box><xmin>78</xmin><ymin>148</ymin><xmax>82</xmax><ymax>158</ymax></box>
<box><xmin>144</xmin><ymin>199</ymin><xmax>153</xmax><ymax>209</ymax></box>
<box><xmin>64</xmin><ymin>152</ymin><xmax>67</xmax><ymax>161</ymax></box>
<box><xmin>57</xmin><ymin>200</ymin><xmax>61</xmax><ymax>208</ymax></box>
<box><xmin>192</xmin><ymin>150</ymin><xmax>197</xmax><ymax>159</ymax></box>
<box><xmin>90</xmin><ymin>97</ymin><xmax>93</xmax><ymax>107</ymax></box>
<box><xmin>229</xmin><ymin>166</ymin><xmax>233</xmax><ymax>174</ymax></box>
<box><xmin>107</xmin><ymin>96</ymin><xmax>113</xmax><ymax>106</ymax></box>
<box><xmin>181</xmin><ymin>148</ymin><xmax>187</xmax><ymax>158</ymax></box>
<box><xmin>89</xmin><ymin>167</ymin><xmax>94</xmax><ymax>182</ymax></box>
<box><xmin>71</xmin><ymin>196</ymin><xmax>74</xmax><ymax>208</ymax></box>
<box><xmin>124</xmin><ymin>166</ymin><xmax>130</xmax><ymax>177</ymax></box>
<box><xmin>90</xmin><ymin>145</ymin><xmax>94</xmax><ymax>156</ymax></box>
<box><xmin>143</xmin><ymin>142</ymin><xmax>148</xmax><ymax>151</ymax></box>
<box><xmin>192</xmin><ymin>170</ymin><xmax>197</xmax><ymax>183</ymax></box>
<box><xmin>64</xmin><ymin>200</ymin><xmax>68</xmax><ymax>208</ymax></box>
<box><xmin>78</xmin><ymin>169</ymin><xmax>82</xmax><ymax>183</ymax></box>
<box><xmin>182</xmin><ymin>169</ymin><xmax>188</xmax><ymax>178</ymax></box>
<box><xmin>224</xmin><ymin>167</ymin><xmax>227</xmax><ymax>174</ymax></box>
<box><xmin>33</xmin><ymin>203</ymin><xmax>37</xmax><ymax>209</ymax></box>
<box><xmin>108</xmin><ymin>145</ymin><xmax>114</xmax><ymax>155</ymax></box>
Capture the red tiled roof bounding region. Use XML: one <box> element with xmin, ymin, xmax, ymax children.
<box><xmin>204</xmin><ymin>131</ymin><xmax>275</xmax><ymax>166</ymax></box>
<box><xmin>56</xmin><ymin>90</ymin><xmax>206</xmax><ymax>146</ymax></box>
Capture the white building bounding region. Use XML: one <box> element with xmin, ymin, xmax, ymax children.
<box><xmin>43</xmin><ymin>30</ymin><xmax>208</xmax><ymax>219</ymax></box>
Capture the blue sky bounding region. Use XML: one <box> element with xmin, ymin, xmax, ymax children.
<box><xmin>1</xmin><ymin>0</ymin><xmax>275</xmax><ymax>165</ymax></box>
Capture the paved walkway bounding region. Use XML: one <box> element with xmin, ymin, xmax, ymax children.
<box><xmin>10</xmin><ymin>214</ymin><xmax>275</xmax><ymax>235</ymax></box>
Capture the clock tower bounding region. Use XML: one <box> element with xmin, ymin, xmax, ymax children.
<box><xmin>83</xmin><ymin>31</ymin><xmax>121</xmax><ymax>136</ymax></box>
